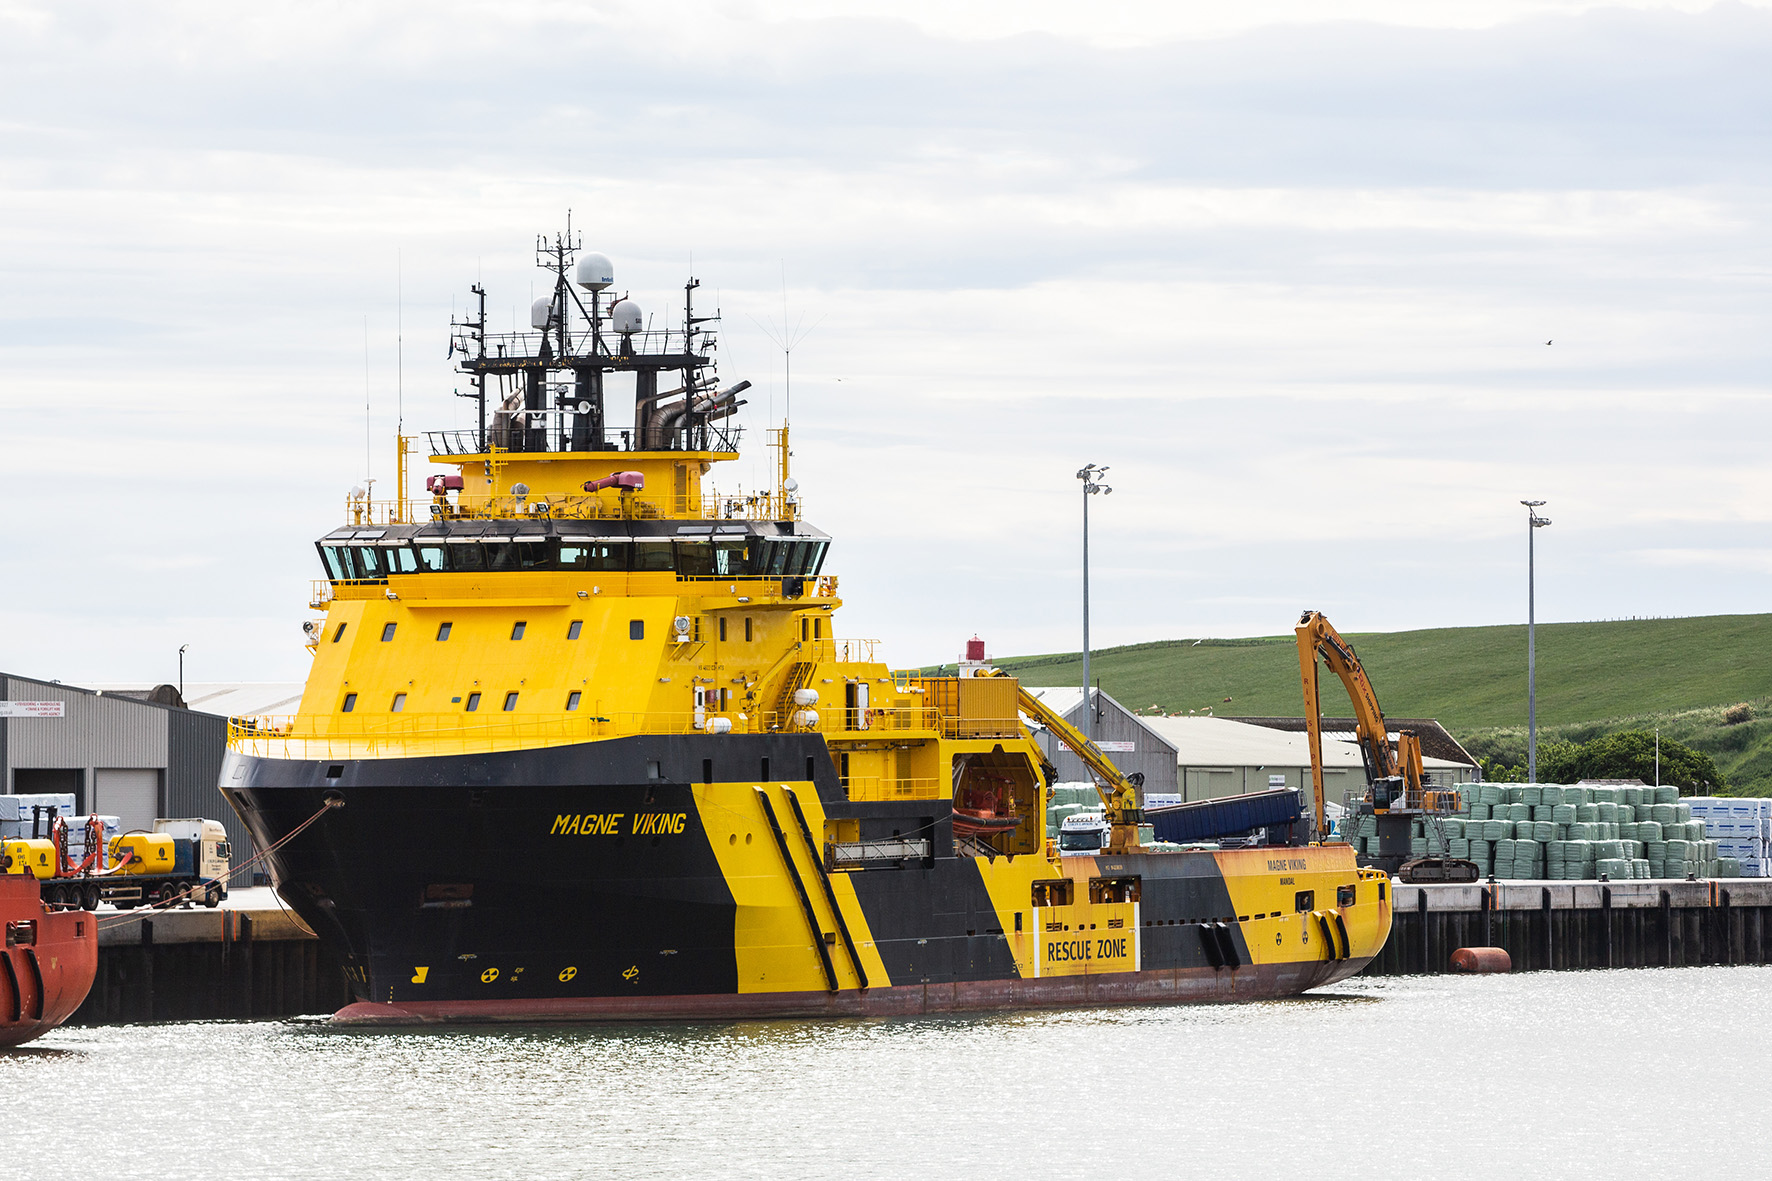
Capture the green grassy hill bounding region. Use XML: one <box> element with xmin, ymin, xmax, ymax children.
<box><xmin>988</xmin><ymin>614</ymin><xmax>1772</xmax><ymax>795</ymax></box>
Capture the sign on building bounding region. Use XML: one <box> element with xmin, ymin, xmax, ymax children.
<box><xmin>0</xmin><ymin>701</ymin><xmax>65</xmax><ymax>717</ymax></box>
<box><xmin>1097</xmin><ymin>741</ymin><xmax>1135</xmax><ymax>753</ymax></box>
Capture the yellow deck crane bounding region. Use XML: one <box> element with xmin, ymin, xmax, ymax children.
<box><xmin>997</xmin><ymin>676</ymin><xmax>1145</xmax><ymax>853</ymax></box>
<box><xmin>1296</xmin><ymin>610</ymin><xmax>1474</xmax><ymax>881</ymax></box>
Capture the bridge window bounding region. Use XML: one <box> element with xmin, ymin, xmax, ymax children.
<box><xmin>447</xmin><ymin>541</ymin><xmax>485</xmax><ymax>571</ymax></box>
<box><xmin>516</xmin><ymin>539</ymin><xmax>552</xmax><ymax>570</ymax></box>
<box><xmin>713</xmin><ymin>541</ymin><xmax>748</xmax><ymax>577</ymax></box>
<box><xmin>633</xmin><ymin>541</ymin><xmax>675</xmax><ymax>572</ymax></box>
<box><xmin>415</xmin><ymin>544</ymin><xmax>447</xmax><ymax>572</ymax></box>
<box><xmin>382</xmin><ymin>543</ymin><xmax>418</xmax><ymax>574</ymax></box>
<box><xmin>484</xmin><ymin>541</ymin><xmax>518</xmax><ymax>572</ymax></box>
<box><xmin>320</xmin><ymin>545</ymin><xmax>351</xmax><ymax>580</ymax></box>
<box><xmin>676</xmin><ymin>540</ymin><xmax>713</xmax><ymax>577</ymax></box>
<box><xmin>354</xmin><ymin>545</ymin><xmax>384</xmax><ymax>578</ymax></box>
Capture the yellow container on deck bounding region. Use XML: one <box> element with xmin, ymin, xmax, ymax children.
<box><xmin>2</xmin><ymin>838</ymin><xmax>58</xmax><ymax>879</ymax></box>
<box><xmin>110</xmin><ymin>833</ymin><xmax>176</xmax><ymax>875</ymax></box>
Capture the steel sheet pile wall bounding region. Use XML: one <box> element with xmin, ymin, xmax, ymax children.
<box><xmin>1365</xmin><ymin>881</ymin><xmax>1772</xmax><ymax>975</ymax></box>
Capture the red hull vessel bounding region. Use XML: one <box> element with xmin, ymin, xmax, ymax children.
<box><xmin>0</xmin><ymin>875</ymin><xmax>98</xmax><ymax>1048</ymax></box>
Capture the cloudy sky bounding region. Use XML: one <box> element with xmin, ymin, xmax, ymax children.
<box><xmin>2</xmin><ymin>0</ymin><xmax>1768</xmax><ymax>685</ymax></box>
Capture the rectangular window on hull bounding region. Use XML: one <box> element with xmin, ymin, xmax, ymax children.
<box><xmin>511</xmin><ymin>621</ymin><xmax>526</xmax><ymax>640</ymax></box>
<box><xmin>566</xmin><ymin>690</ymin><xmax>581</xmax><ymax>711</ymax></box>
<box><xmin>381</xmin><ymin>623</ymin><xmax>397</xmax><ymax>642</ymax></box>
<box><xmin>341</xmin><ymin>693</ymin><xmax>357</xmax><ymax>713</ymax></box>
<box><xmin>629</xmin><ymin>620</ymin><xmax>644</xmax><ymax>640</ymax></box>
<box><xmin>567</xmin><ymin>620</ymin><xmax>582</xmax><ymax>640</ymax></box>
<box><xmin>391</xmin><ymin>693</ymin><xmax>406</xmax><ymax>712</ymax></box>
<box><xmin>718</xmin><ymin>617</ymin><xmax>727</xmax><ymax>642</ymax></box>
<box><xmin>745</xmin><ymin>617</ymin><xmax>753</xmax><ymax>642</ymax></box>
<box><xmin>332</xmin><ymin>623</ymin><xmax>347</xmax><ymax>643</ymax></box>
<box><xmin>465</xmin><ymin>692</ymin><xmax>481</xmax><ymax>712</ymax></box>
<box><xmin>503</xmin><ymin>691</ymin><xmax>519</xmax><ymax>711</ymax></box>
<box><xmin>436</xmin><ymin>622</ymin><xmax>452</xmax><ymax>641</ymax></box>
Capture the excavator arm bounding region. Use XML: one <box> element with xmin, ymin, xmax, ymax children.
<box><xmin>1296</xmin><ymin>610</ymin><xmax>1424</xmax><ymax>839</ymax></box>
<box><xmin>1000</xmin><ymin>676</ymin><xmax>1144</xmax><ymax>850</ymax></box>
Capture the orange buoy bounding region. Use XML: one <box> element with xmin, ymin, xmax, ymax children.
<box><xmin>1449</xmin><ymin>947</ymin><xmax>1512</xmax><ymax>973</ymax></box>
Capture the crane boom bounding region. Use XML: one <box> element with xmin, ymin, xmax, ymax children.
<box><xmin>1004</xmin><ymin>678</ymin><xmax>1144</xmax><ymax>851</ymax></box>
<box><xmin>1295</xmin><ymin>610</ymin><xmax>1424</xmax><ymax>839</ymax></box>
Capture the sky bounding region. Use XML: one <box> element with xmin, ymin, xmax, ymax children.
<box><xmin>1</xmin><ymin>0</ymin><xmax>1769</xmax><ymax>685</ymax></box>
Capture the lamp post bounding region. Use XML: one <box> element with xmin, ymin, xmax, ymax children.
<box><xmin>1078</xmin><ymin>464</ymin><xmax>1112</xmax><ymax>739</ymax></box>
<box><xmin>178</xmin><ymin>644</ymin><xmax>188</xmax><ymax>702</ymax></box>
<box><xmin>1522</xmin><ymin>500</ymin><xmax>1551</xmax><ymax>782</ymax></box>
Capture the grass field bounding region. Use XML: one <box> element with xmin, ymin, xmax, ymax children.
<box><xmin>987</xmin><ymin>614</ymin><xmax>1772</xmax><ymax>794</ymax></box>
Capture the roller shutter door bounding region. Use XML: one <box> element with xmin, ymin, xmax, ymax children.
<box><xmin>93</xmin><ymin>768</ymin><xmax>161</xmax><ymax>835</ymax></box>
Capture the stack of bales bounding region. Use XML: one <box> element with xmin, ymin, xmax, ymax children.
<box><xmin>1347</xmin><ymin>783</ymin><xmax>1725</xmax><ymax>880</ymax></box>
<box><xmin>1046</xmin><ymin>782</ymin><xmax>1104</xmax><ymax>837</ymax></box>
<box><xmin>1688</xmin><ymin>797</ymin><xmax>1770</xmax><ymax>877</ymax></box>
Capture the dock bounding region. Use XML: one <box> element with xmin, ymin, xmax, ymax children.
<box><xmin>69</xmin><ymin>888</ymin><xmax>350</xmax><ymax>1025</ymax></box>
<box><xmin>1365</xmin><ymin>878</ymin><xmax>1772</xmax><ymax>975</ymax></box>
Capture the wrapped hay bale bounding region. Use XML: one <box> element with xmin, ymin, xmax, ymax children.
<box><xmin>1540</xmin><ymin>785</ymin><xmax>1564</xmax><ymax>806</ymax></box>
<box><xmin>1596</xmin><ymin>802</ymin><xmax>1617</xmax><ymax>823</ymax></box>
<box><xmin>1655</xmin><ymin>786</ymin><xmax>1679</xmax><ymax>804</ymax></box>
<box><xmin>1632</xmin><ymin>859</ymin><xmax>1650</xmax><ymax>878</ymax></box>
<box><xmin>1468</xmin><ymin>803</ymin><xmax>1491</xmax><ymax>821</ymax></box>
<box><xmin>1597</xmin><ymin>856</ymin><xmax>1632</xmax><ymax>879</ymax></box>
<box><xmin>1532</xmin><ymin>821</ymin><xmax>1556</xmax><ymax>842</ymax></box>
<box><xmin>1522</xmin><ymin>785</ymin><xmax>1543</xmax><ymax>806</ymax></box>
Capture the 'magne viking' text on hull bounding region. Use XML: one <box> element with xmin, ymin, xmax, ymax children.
<box><xmin>223</xmin><ymin>227</ymin><xmax>1391</xmax><ymax>1023</ymax></box>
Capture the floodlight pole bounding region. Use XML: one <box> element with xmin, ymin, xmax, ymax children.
<box><xmin>1523</xmin><ymin>501</ymin><xmax>1551</xmax><ymax>782</ymax></box>
<box><xmin>1078</xmin><ymin>465</ymin><xmax>1111</xmax><ymax>739</ymax></box>
<box><xmin>178</xmin><ymin>644</ymin><xmax>188</xmax><ymax>703</ymax></box>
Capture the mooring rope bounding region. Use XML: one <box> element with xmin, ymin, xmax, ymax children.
<box><xmin>94</xmin><ymin>798</ymin><xmax>340</xmax><ymax>930</ymax></box>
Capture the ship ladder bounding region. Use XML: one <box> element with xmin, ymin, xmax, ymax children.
<box><xmin>755</xmin><ymin>788</ymin><xmax>839</xmax><ymax>992</ymax></box>
<box><xmin>770</xmin><ymin>661</ymin><xmax>816</xmax><ymax>729</ymax></box>
<box><xmin>782</xmin><ymin>787</ymin><xmax>869</xmax><ymax>990</ymax></box>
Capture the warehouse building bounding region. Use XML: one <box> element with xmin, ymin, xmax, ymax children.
<box><xmin>0</xmin><ymin>672</ymin><xmax>262</xmax><ymax>860</ymax></box>
<box><xmin>1140</xmin><ymin>715</ymin><xmax>1478</xmax><ymax>811</ymax></box>
<box><xmin>1022</xmin><ymin>687</ymin><xmax>1179</xmax><ymax>799</ymax></box>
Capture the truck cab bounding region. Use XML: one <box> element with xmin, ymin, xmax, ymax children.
<box><xmin>153</xmin><ymin>818</ymin><xmax>232</xmax><ymax>901</ymax></box>
<box><xmin>1057</xmin><ymin>811</ymin><xmax>1108</xmax><ymax>856</ymax></box>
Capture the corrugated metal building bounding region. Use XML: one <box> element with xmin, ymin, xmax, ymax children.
<box><xmin>1</xmin><ymin>673</ymin><xmax>249</xmax><ymax>858</ymax></box>
<box><xmin>1021</xmin><ymin>687</ymin><xmax>1179</xmax><ymax>799</ymax></box>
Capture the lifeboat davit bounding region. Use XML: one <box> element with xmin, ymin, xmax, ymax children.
<box><xmin>0</xmin><ymin>874</ymin><xmax>98</xmax><ymax>1048</ymax></box>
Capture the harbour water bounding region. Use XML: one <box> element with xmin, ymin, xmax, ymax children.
<box><xmin>9</xmin><ymin>967</ymin><xmax>1769</xmax><ymax>1179</ymax></box>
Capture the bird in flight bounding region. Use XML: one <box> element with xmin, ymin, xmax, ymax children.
<box><xmin>1546</xmin><ymin>340</ymin><xmax>1553</xmax><ymax>345</ymax></box>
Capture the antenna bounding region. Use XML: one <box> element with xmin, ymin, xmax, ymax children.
<box><xmin>397</xmin><ymin>249</ymin><xmax>403</xmax><ymax>438</ymax></box>
<box><xmin>363</xmin><ymin>315</ymin><xmax>371</xmax><ymax>486</ymax></box>
<box><xmin>749</xmin><ymin>264</ymin><xmax>823</xmax><ymax>492</ymax></box>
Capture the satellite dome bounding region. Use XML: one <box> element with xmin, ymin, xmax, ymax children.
<box><xmin>575</xmin><ymin>252</ymin><xmax>614</xmax><ymax>291</ymax></box>
<box><xmin>610</xmin><ymin>300</ymin><xmax>642</xmax><ymax>335</ymax></box>
<box><xmin>529</xmin><ymin>297</ymin><xmax>553</xmax><ymax>330</ymax></box>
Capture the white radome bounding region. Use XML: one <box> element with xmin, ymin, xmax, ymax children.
<box><xmin>575</xmin><ymin>252</ymin><xmax>614</xmax><ymax>291</ymax></box>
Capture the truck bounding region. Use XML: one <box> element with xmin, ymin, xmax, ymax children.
<box><xmin>1057</xmin><ymin>810</ymin><xmax>1109</xmax><ymax>856</ymax></box>
<box><xmin>0</xmin><ymin>805</ymin><xmax>232</xmax><ymax>910</ymax></box>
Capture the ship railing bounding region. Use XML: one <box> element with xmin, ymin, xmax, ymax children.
<box><xmin>424</xmin><ymin>418</ymin><xmax>743</xmax><ymax>460</ymax></box>
<box><xmin>843</xmin><ymin>776</ymin><xmax>945</xmax><ymax>802</ymax></box>
<box><xmin>762</xmin><ymin>704</ymin><xmax>944</xmax><ymax>734</ymax></box>
<box><xmin>226</xmin><ymin>705</ymin><xmax>953</xmax><ymax>759</ymax></box>
<box><xmin>341</xmin><ymin>488</ymin><xmax>802</xmax><ymax>525</ymax></box>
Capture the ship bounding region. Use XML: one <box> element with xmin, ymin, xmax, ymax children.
<box><xmin>0</xmin><ymin>870</ymin><xmax>97</xmax><ymax>1047</ymax></box>
<box><xmin>223</xmin><ymin>227</ymin><xmax>1392</xmax><ymax>1023</ymax></box>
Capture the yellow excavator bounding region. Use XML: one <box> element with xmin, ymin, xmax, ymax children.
<box><xmin>1296</xmin><ymin>610</ymin><xmax>1475</xmax><ymax>882</ymax></box>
